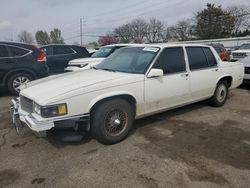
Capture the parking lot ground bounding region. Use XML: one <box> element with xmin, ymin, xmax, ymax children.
<box><xmin>0</xmin><ymin>86</ymin><xmax>250</xmax><ymax>188</ymax></box>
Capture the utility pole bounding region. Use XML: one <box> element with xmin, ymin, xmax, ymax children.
<box><xmin>80</xmin><ymin>17</ymin><xmax>85</xmax><ymax>46</ymax></box>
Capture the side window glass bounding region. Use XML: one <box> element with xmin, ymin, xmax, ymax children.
<box><xmin>0</xmin><ymin>45</ymin><xmax>9</xmax><ymax>58</ymax></box>
<box><xmin>41</xmin><ymin>46</ymin><xmax>53</xmax><ymax>56</ymax></box>
<box><xmin>186</xmin><ymin>47</ymin><xmax>209</xmax><ymax>70</ymax></box>
<box><xmin>203</xmin><ymin>47</ymin><xmax>217</xmax><ymax>67</ymax></box>
<box><xmin>9</xmin><ymin>46</ymin><xmax>29</xmax><ymax>57</ymax></box>
<box><xmin>153</xmin><ymin>47</ymin><xmax>186</xmax><ymax>74</ymax></box>
<box><xmin>53</xmin><ymin>46</ymin><xmax>74</xmax><ymax>55</ymax></box>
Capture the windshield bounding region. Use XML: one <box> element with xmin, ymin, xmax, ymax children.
<box><xmin>95</xmin><ymin>47</ymin><xmax>159</xmax><ymax>74</ymax></box>
<box><xmin>92</xmin><ymin>46</ymin><xmax>114</xmax><ymax>58</ymax></box>
<box><xmin>239</xmin><ymin>44</ymin><xmax>250</xmax><ymax>50</ymax></box>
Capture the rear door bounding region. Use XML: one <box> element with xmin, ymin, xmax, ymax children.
<box><xmin>0</xmin><ymin>45</ymin><xmax>11</xmax><ymax>84</ymax></box>
<box><xmin>51</xmin><ymin>46</ymin><xmax>76</xmax><ymax>73</ymax></box>
<box><xmin>41</xmin><ymin>45</ymin><xmax>75</xmax><ymax>73</ymax></box>
<box><xmin>186</xmin><ymin>46</ymin><xmax>220</xmax><ymax>101</ymax></box>
<box><xmin>144</xmin><ymin>47</ymin><xmax>190</xmax><ymax>114</ymax></box>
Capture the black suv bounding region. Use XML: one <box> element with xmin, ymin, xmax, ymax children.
<box><xmin>0</xmin><ymin>42</ymin><xmax>49</xmax><ymax>95</ymax></box>
<box><xmin>40</xmin><ymin>44</ymin><xmax>90</xmax><ymax>73</ymax></box>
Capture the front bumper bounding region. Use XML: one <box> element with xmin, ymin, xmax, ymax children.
<box><xmin>10</xmin><ymin>98</ymin><xmax>52</xmax><ymax>137</ymax></box>
<box><xmin>10</xmin><ymin>98</ymin><xmax>90</xmax><ymax>137</ymax></box>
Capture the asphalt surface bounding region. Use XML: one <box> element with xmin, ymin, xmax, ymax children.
<box><xmin>0</xmin><ymin>86</ymin><xmax>250</xmax><ymax>188</ymax></box>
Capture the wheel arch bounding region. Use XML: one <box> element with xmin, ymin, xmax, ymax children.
<box><xmin>216</xmin><ymin>75</ymin><xmax>233</xmax><ymax>88</ymax></box>
<box><xmin>89</xmin><ymin>92</ymin><xmax>137</xmax><ymax>116</ymax></box>
<box><xmin>3</xmin><ymin>69</ymin><xmax>36</xmax><ymax>85</ymax></box>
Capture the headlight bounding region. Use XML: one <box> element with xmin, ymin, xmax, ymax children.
<box><xmin>33</xmin><ymin>103</ymin><xmax>41</xmax><ymax>115</ymax></box>
<box><xmin>33</xmin><ymin>103</ymin><xmax>67</xmax><ymax>118</ymax></box>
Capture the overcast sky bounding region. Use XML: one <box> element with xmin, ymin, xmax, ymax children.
<box><xmin>0</xmin><ymin>0</ymin><xmax>249</xmax><ymax>44</ymax></box>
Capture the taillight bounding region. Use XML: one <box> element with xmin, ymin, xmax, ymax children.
<box><xmin>33</xmin><ymin>45</ymin><xmax>47</xmax><ymax>62</ymax></box>
<box><xmin>37</xmin><ymin>51</ymin><xmax>47</xmax><ymax>62</ymax></box>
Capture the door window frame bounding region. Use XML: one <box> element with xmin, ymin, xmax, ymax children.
<box><xmin>184</xmin><ymin>46</ymin><xmax>218</xmax><ymax>72</ymax></box>
<box><xmin>146</xmin><ymin>46</ymin><xmax>188</xmax><ymax>78</ymax></box>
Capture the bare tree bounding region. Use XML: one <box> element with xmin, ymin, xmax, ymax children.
<box><xmin>130</xmin><ymin>18</ymin><xmax>148</xmax><ymax>43</ymax></box>
<box><xmin>146</xmin><ymin>18</ymin><xmax>164</xmax><ymax>43</ymax></box>
<box><xmin>164</xmin><ymin>26</ymin><xmax>178</xmax><ymax>41</ymax></box>
<box><xmin>18</xmin><ymin>30</ymin><xmax>34</xmax><ymax>44</ymax></box>
<box><xmin>50</xmin><ymin>28</ymin><xmax>64</xmax><ymax>44</ymax></box>
<box><xmin>227</xmin><ymin>6</ymin><xmax>250</xmax><ymax>33</ymax></box>
<box><xmin>114</xmin><ymin>24</ymin><xmax>133</xmax><ymax>43</ymax></box>
<box><xmin>173</xmin><ymin>19</ymin><xmax>195</xmax><ymax>41</ymax></box>
<box><xmin>35</xmin><ymin>30</ymin><xmax>51</xmax><ymax>46</ymax></box>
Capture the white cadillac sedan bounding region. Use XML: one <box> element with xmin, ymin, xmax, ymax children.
<box><xmin>11</xmin><ymin>44</ymin><xmax>244</xmax><ymax>144</ymax></box>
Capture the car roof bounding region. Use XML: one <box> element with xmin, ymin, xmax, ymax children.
<box><xmin>0</xmin><ymin>41</ymin><xmax>32</xmax><ymax>47</ymax></box>
<box><xmin>103</xmin><ymin>43</ymin><xmax>145</xmax><ymax>47</ymax></box>
<box><xmin>115</xmin><ymin>43</ymin><xmax>213</xmax><ymax>49</ymax></box>
<box><xmin>0</xmin><ymin>41</ymin><xmax>38</xmax><ymax>51</ymax></box>
<box><xmin>40</xmin><ymin>44</ymin><xmax>86</xmax><ymax>48</ymax></box>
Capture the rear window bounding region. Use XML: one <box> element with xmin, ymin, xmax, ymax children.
<box><xmin>53</xmin><ymin>46</ymin><xmax>74</xmax><ymax>55</ymax></box>
<box><xmin>186</xmin><ymin>47</ymin><xmax>209</xmax><ymax>70</ymax></box>
<box><xmin>0</xmin><ymin>45</ymin><xmax>9</xmax><ymax>58</ymax></box>
<box><xmin>9</xmin><ymin>46</ymin><xmax>29</xmax><ymax>57</ymax></box>
<box><xmin>41</xmin><ymin>46</ymin><xmax>53</xmax><ymax>56</ymax></box>
<box><xmin>203</xmin><ymin>47</ymin><xmax>217</xmax><ymax>67</ymax></box>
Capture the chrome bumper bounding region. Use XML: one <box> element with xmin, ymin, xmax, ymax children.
<box><xmin>10</xmin><ymin>98</ymin><xmax>47</xmax><ymax>137</ymax></box>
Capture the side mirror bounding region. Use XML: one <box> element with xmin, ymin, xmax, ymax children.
<box><xmin>147</xmin><ymin>68</ymin><xmax>164</xmax><ymax>78</ymax></box>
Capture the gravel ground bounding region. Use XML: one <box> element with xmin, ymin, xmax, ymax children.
<box><xmin>0</xmin><ymin>86</ymin><xmax>250</xmax><ymax>188</ymax></box>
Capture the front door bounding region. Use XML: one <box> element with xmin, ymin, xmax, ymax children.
<box><xmin>144</xmin><ymin>47</ymin><xmax>190</xmax><ymax>114</ymax></box>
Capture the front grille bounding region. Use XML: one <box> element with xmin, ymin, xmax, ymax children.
<box><xmin>232</xmin><ymin>52</ymin><xmax>247</xmax><ymax>58</ymax></box>
<box><xmin>245</xmin><ymin>67</ymin><xmax>250</xmax><ymax>74</ymax></box>
<box><xmin>20</xmin><ymin>96</ymin><xmax>33</xmax><ymax>113</ymax></box>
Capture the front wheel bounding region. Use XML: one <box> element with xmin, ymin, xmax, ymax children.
<box><xmin>209</xmin><ymin>80</ymin><xmax>228</xmax><ymax>107</ymax></box>
<box><xmin>91</xmin><ymin>98</ymin><xmax>134</xmax><ymax>145</ymax></box>
<box><xmin>7</xmin><ymin>73</ymin><xmax>33</xmax><ymax>95</ymax></box>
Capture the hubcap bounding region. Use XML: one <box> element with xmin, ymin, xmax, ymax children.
<box><xmin>217</xmin><ymin>84</ymin><xmax>227</xmax><ymax>102</ymax></box>
<box><xmin>13</xmin><ymin>76</ymin><xmax>30</xmax><ymax>92</ymax></box>
<box><xmin>105</xmin><ymin>109</ymin><xmax>128</xmax><ymax>137</ymax></box>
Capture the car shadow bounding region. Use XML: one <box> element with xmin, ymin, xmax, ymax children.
<box><xmin>0</xmin><ymin>90</ymin><xmax>12</xmax><ymax>97</ymax></box>
<box><xmin>239</xmin><ymin>83</ymin><xmax>250</xmax><ymax>90</ymax></box>
<box><xmin>130</xmin><ymin>101</ymin><xmax>208</xmax><ymax>135</ymax></box>
<box><xmin>47</xmin><ymin>100</ymin><xmax>208</xmax><ymax>147</ymax></box>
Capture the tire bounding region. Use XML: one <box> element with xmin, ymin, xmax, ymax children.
<box><xmin>209</xmin><ymin>80</ymin><xmax>228</xmax><ymax>107</ymax></box>
<box><xmin>7</xmin><ymin>73</ymin><xmax>33</xmax><ymax>95</ymax></box>
<box><xmin>91</xmin><ymin>98</ymin><xmax>134</xmax><ymax>145</ymax></box>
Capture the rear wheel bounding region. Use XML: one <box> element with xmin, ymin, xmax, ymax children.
<box><xmin>7</xmin><ymin>73</ymin><xmax>33</xmax><ymax>95</ymax></box>
<box><xmin>209</xmin><ymin>80</ymin><xmax>228</xmax><ymax>107</ymax></box>
<box><xmin>91</xmin><ymin>98</ymin><xmax>134</xmax><ymax>145</ymax></box>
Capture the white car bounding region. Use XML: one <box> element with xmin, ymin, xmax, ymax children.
<box><xmin>64</xmin><ymin>44</ymin><xmax>141</xmax><ymax>72</ymax></box>
<box><xmin>239</xmin><ymin>56</ymin><xmax>250</xmax><ymax>83</ymax></box>
<box><xmin>231</xmin><ymin>43</ymin><xmax>250</xmax><ymax>61</ymax></box>
<box><xmin>11</xmin><ymin>44</ymin><xmax>244</xmax><ymax>144</ymax></box>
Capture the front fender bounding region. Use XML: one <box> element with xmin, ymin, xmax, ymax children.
<box><xmin>88</xmin><ymin>91</ymin><xmax>136</xmax><ymax>111</ymax></box>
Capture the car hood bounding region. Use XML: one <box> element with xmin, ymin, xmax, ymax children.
<box><xmin>20</xmin><ymin>69</ymin><xmax>143</xmax><ymax>105</ymax></box>
<box><xmin>69</xmin><ymin>57</ymin><xmax>105</xmax><ymax>65</ymax></box>
<box><xmin>232</xmin><ymin>49</ymin><xmax>250</xmax><ymax>53</ymax></box>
